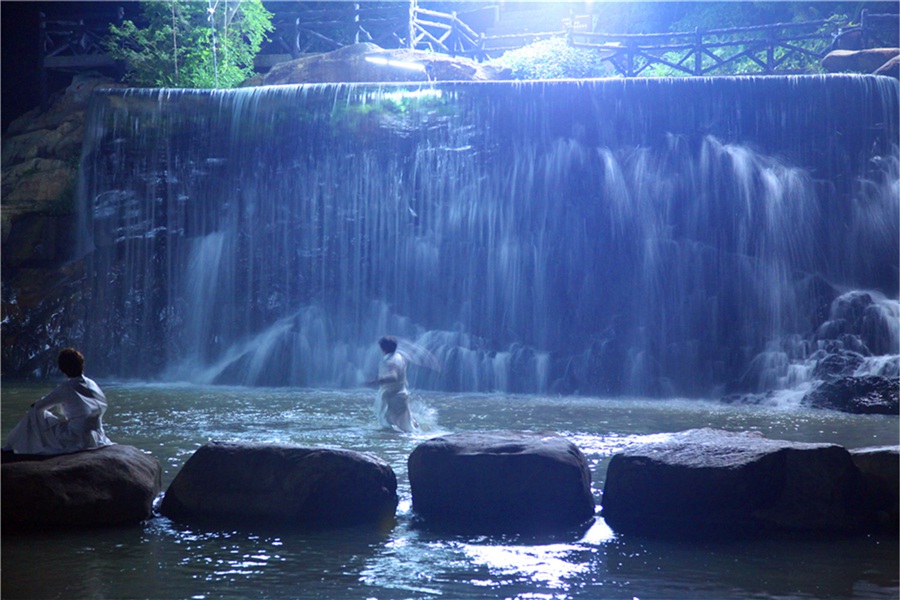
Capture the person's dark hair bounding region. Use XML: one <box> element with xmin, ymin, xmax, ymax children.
<box><xmin>378</xmin><ymin>336</ymin><xmax>398</xmax><ymax>354</ymax></box>
<box><xmin>58</xmin><ymin>348</ymin><xmax>85</xmax><ymax>377</ymax></box>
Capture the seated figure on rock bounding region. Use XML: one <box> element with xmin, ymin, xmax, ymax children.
<box><xmin>4</xmin><ymin>348</ymin><xmax>113</xmax><ymax>455</ymax></box>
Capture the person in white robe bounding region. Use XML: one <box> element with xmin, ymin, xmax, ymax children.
<box><xmin>4</xmin><ymin>348</ymin><xmax>113</xmax><ymax>455</ymax></box>
<box><xmin>366</xmin><ymin>336</ymin><xmax>418</xmax><ymax>433</ymax></box>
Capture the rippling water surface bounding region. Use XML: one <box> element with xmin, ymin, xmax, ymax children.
<box><xmin>2</xmin><ymin>383</ymin><xmax>898</xmax><ymax>599</ymax></box>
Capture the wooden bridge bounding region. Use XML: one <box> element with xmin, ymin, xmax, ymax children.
<box><xmin>38</xmin><ymin>1</ymin><xmax>899</xmax><ymax>107</ymax></box>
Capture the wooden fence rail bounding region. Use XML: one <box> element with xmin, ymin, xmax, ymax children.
<box><xmin>36</xmin><ymin>3</ymin><xmax>899</xmax><ymax>108</ymax></box>
<box><xmin>568</xmin><ymin>12</ymin><xmax>899</xmax><ymax>77</ymax></box>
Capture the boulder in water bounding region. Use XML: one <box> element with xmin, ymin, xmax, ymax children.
<box><xmin>1</xmin><ymin>444</ymin><xmax>162</xmax><ymax>531</ymax></box>
<box><xmin>802</xmin><ymin>375</ymin><xmax>899</xmax><ymax>415</ymax></box>
<box><xmin>159</xmin><ymin>441</ymin><xmax>398</xmax><ymax>529</ymax></box>
<box><xmin>408</xmin><ymin>431</ymin><xmax>595</xmax><ymax>534</ymax></box>
<box><xmin>850</xmin><ymin>445</ymin><xmax>899</xmax><ymax>533</ymax></box>
<box><xmin>601</xmin><ymin>428</ymin><xmax>883</xmax><ymax>539</ymax></box>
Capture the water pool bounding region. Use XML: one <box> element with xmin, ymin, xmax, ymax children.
<box><xmin>2</xmin><ymin>383</ymin><xmax>897</xmax><ymax>599</ymax></box>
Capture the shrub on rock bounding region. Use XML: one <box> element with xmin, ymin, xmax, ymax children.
<box><xmin>601</xmin><ymin>428</ymin><xmax>885</xmax><ymax>539</ymax></box>
<box><xmin>2</xmin><ymin>444</ymin><xmax>161</xmax><ymax>531</ymax></box>
<box><xmin>159</xmin><ymin>441</ymin><xmax>398</xmax><ymax>529</ymax></box>
<box><xmin>408</xmin><ymin>431</ymin><xmax>595</xmax><ymax>534</ymax></box>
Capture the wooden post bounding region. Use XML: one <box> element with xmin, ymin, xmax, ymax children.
<box><xmin>860</xmin><ymin>9</ymin><xmax>869</xmax><ymax>49</ymax></box>
<box><xmin>408</xmin><ymin>0</ymin><xmax>416</xmax><ymax>49</ymax></box>
<box><xmin>694</xmin><ymin>28</ymin><xmax>702</xmax><ymax>75</ymax></box>
<box><xmin>625</xmin><ymin>39</ymin><xmax>634</xmax><ymax>77</ymax></box>
<box><xmin>766</xmin><ymin>27</ymin><xmax>775</xmax><ymax>74</ymax></box>
<box><xmin>114</xmin><ymin>6</ymin><xmax>126</xmax><ymax>82</ymax></box>
<box><xmin>451</xmin><ymin>11</ymin><xmax>457</xmax><ymax>54</ymax></box>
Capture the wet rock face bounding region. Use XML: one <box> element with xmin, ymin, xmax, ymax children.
<box><xmin>2</xmin><ymin>74</ymin><xmax>124</xmax><ymax>252</ymax></box>
<box><xmin>601</xmin><ymin>428</ymin><xmax>892</xmax><ymax>539</ymax></box>
<box><xmin>1</xmin><ymin>444</ymin><xmax>162</xmax><ymax>531</ymax></box>
<box><xmin>408</xmin><ymin>431</ymin><xmax>595</xmax><ymax>534</ymax></box>
<box><xmin>802</xmin><ymin>375</ymin><xmax>899</xmax><ymax>415</ymax></box>
<box><xmin>160</xmin><ymin>441</ymin><xmax>399</xmax><ymax>530</ymax></box>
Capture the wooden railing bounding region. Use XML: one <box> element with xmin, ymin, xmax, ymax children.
<box><xmin>568</xmin><ymin>12</ymin><xmax>899</xmax><ymax>77</ymax></box>
<box><xmin>258</xmin><ymin>2</ymin><xmax>409</xmax><ymax>66</ymax></box>
<box><xmin>36</xmin><ymin>3</ymin><xmax>900</xmax><ymax>108</ymax></box>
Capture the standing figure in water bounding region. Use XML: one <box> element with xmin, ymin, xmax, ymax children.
<box><xmin>3</xmin><ymin>348</ymin><xmax>113</xmax><ymax>455</ymax></box>
<box><xmin>366</xmin><ymin>336</ymin><xmax>418</xmax><ymax>432</ymax></box>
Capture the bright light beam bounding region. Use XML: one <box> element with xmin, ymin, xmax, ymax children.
<box><xmin>365</xmin><ymin>56</ymin><xmax>428</xmax><ymax>72</ymax></box>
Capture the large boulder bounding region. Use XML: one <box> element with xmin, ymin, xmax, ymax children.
<box><xmin>601</xmin><ymin>428</ymin><xmax>884</xmax><ymax>539</ymax></box>
<box><xmin>1</xmin><ymin>444</ymin><xmax>162</xmax><ymax>531</ymax></box>
<box><xmin>159</xmin><ymin>441</ymin><xmax>398</xmax><ymax>529</ymax></box>
<box><xmin>802</xmin><ymin>375</ymin><xmax>899</xmax><ymax>415</ymax></box>
<box><xmin>822</xmin><ymin>48</ymin><xmax>900</xmax><ymax>74</ymax></box>
<box><xmin>874</xmin><ymin>54</ymin><xmax>900</xmax><ymax>78</ymax></box>
<box><xmin>408</xmin><ymin>431</ymin><xmax>595</xmax><ymax>534</ymax></box>
<box><xmin>850</xmin><ymin>445</ymin><xmax>899</xmax><ymax>532</ymax></box>
<box><xmin>245</xmin><ymin>42</ymin><xmax>509</xmax><ymax>86</ymax></box>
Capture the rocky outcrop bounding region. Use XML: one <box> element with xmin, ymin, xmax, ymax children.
<box><xmin>244</xmin><ymin>42</ymin><xmax>509</xmax><ymax>86</ymax></box>
<box><xmin>2</xmin><ymin>74</ymin><xmax>124</xmax><ymax>260</ymax></box>
<box><xmin>822</xmin><ymin>47</ymin><xmax>900</xmax><ymax>77</ymax></box>
<box><xmin>159</xmin><ymin>441</ymin><xmax>398</xmax><ymax>529</ymax></box>
<box><xmin>601</xmin><ymin>428</ymin><xmax>888</xmax><ymax>539</ymax></box>
<box><xmin>1</xmin><ymin>444</ymin><xmax>162</xmax><ymax>531</ymax></box>
<box><xmin>2</xmin><ymin>74</ymin><xmax>126</xmax><ymax>378</ymax></box>
<box><xmin>408</xmin><ymin>431</ymin><xmax>595</xmax><ymax>534</ymax></box>
<box><xmin>874</xmin><ymin>54</ymin><xmax>900</xmax><ymax>78</ymax></box>
<box><xmin>802</xmin><ymin>375</ymin><xmax>899</xmax><ymax>415</ymax></box>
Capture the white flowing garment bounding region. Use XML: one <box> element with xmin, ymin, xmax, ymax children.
<box><xmin>375</xmin><ymin>351</ymin><xmax>418</xmax><ymax>432</ymax></box>
<box><xmin>5</xmin><ymin>375</ymin><xmax>113</xmax><ymax>455</ymax></box>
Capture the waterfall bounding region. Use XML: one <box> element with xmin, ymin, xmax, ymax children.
<box><xmin>77</xmin><ymin>75</ymin><xmax>899</xmax><ymax>396</ymax></box>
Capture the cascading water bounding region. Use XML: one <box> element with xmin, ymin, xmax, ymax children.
<box><xmin>76</xmin><ymin>75</ymin><xmax>899</xmax><ymax>397</ymax></box>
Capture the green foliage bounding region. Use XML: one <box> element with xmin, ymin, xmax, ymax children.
<box><xmin>487</xmin><ymin>37</ymin><xmax>616</xmax><ymax>80</ymax></box>
<box><xmin>105</xmin><ymin>0</ymin><xmax>273</xmax><ymax>88</ymax></box>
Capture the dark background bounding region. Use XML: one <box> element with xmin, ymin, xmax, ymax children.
<box><xmin>2</xmin><ymin>1</ymin><xmax>144</xmax><ymax>131</ymax></box>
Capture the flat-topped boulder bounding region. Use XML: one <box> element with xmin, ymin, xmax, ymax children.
<box><xmin>159</xmin><ymin>441</ymin><xmax>398</xmax><ymax>529</ymax></box>
<box><xmin>2</xmin><ymin>444</ymin><xmax>161</xmax><ymax>531</ymax></box>
<box><xmin>408</xmin><ymin>431</ymin><xmax>595</xmax><ymax>534</ymax></box>
<box><xmin>601</xmin><ymin>428</ymin><xmax>888</xmax><ymax>539</ymax></box>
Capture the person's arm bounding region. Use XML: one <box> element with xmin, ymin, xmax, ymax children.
<box><xmin>366</xmin><ymin>359</ymin><xmax>401</xmax><ymax>387</ymax></box>
<box><xmin>32</xmin><ymin>384</ymin><xmax>66</xmax><ymax>412</ymax></box>
<box><xmin>365</xmin><ymin>371</ymin><xmax>398</xmax><ymax>387</ymax></box>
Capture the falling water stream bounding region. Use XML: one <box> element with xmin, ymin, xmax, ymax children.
<box><xmin>77</xmin><ymin>75</ymin><xmax>898</xmax><ymax>398</ymax></box>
